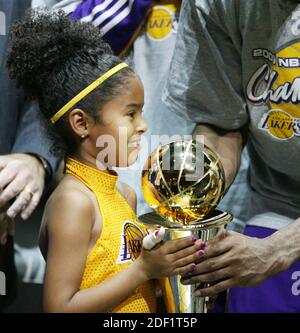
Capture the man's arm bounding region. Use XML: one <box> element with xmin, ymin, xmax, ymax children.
<box><xmin>181</xmin><ymin>217</ymin><xmax>300</xmax><ymax>297</ymax></box>
<box><xmin>182</xmin><ymin>125</ymin><xmax>300</xmax><ymax>296</ymax></box>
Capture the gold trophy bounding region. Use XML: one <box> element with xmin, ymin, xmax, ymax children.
<box><xmin>137</xmin><ymin>139</ymin><xmax>232</xmax><ymax>313</ymax></box>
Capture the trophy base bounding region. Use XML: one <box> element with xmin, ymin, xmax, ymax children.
<box><xmin>137</xmin><ymin>209</ymin><xmax>233</xmax><ymax>313</ymax></box>
<box><xmin>137</xmin><ymin>209</ymin><xmax>232</xmax><ymax>230</ymax></box>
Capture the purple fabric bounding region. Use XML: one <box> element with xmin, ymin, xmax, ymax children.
<box><xmin>69</xmin><ymin>0</ymin><xmax>117</xmax><ymax>20</ymax></box>
<box><xmin>208</xmin><ymin>292</ymin><xmax>227</xmax><ymax>313</ymax></box>
<box><xmin>74</xmin><ymin>0</ymin><xmax>124</xmax><ymax>29</ymax></box>
<box><xmin>93</xmin><ymin>1</ymin><xmax>127</xmax><ymax>30</ymax></box>
<box><xmin>227</xmin><ymin>226</ymin><xmax>300</xmax><ymax>313</ymax></box>
<box><xmin>68</xmin><ymin>0</ymin><xmax>155</xmax><ymax>55</ymax></box>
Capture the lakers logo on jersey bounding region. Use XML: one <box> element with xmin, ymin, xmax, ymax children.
<box><xmin>116</xmin><ymin>221</ymin><xmax>145</xmax><ymax>264</ymax></box>
<box><xmin>259</xmin><ymin>109</ymin><xmax>300</xmax><ymax>140</ymax></box>
<box><xmin>146</xmin><ymin>0</ymin><xmax>180</xmax><ymax>41</ymax></box>
<box><xmin>247</xmin><ymin>43</ymin><xmax>300</xmax><ymax>140</ymax></box>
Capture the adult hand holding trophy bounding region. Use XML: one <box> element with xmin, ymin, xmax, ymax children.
<box><xmin>137</xmin><ymin>139</ymin><xmax>233</xmax><ymax>313</ymax></box>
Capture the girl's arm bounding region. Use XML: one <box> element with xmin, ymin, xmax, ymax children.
<box><xmin>43</xmin><ymin>188</ymin><xmax>200</xmax><ymax>313</ymax></box>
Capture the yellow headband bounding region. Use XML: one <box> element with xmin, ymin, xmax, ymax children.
<box><xmin>50</xmin><ymin>62</ymin><xmax>129</xmax><ymax>124</ymax></box>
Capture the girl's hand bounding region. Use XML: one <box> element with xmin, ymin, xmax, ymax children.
<box><xmin>137</xmin><ymin>236</ymin><xmax>204</xmax><ymax>280</ymax></box>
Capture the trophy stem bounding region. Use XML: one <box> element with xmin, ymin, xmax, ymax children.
<box><xmin>164</xmin><ymin>228</ymin><xmax>221</xmax><ymax>313</ymax></box>
<box><xmin>137</xmin><ymin>210</ymin><xmax>233</xmax><ymax>313</ymax></box>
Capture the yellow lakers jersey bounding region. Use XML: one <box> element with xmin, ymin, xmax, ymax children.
<box><xmin>65</xmin><ymin>157</ymin><xmax>156</xmax><ymax>313</ymax></box>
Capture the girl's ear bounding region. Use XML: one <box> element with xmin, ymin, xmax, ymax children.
<box><xmin>68</xmin><ymin>109</ymin><xmax>94</xmax><ymax>138</ymax></box>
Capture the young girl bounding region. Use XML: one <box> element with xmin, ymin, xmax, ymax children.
<box><xmin>7</xmin><ymin>10</ymin><xmax>202</xmax><ymax>313</ymax></box>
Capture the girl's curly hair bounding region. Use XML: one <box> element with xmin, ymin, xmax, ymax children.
<box><xmin>6</xmin><ymin>9</ymin><xmax>135</xmax><ymax>156</ymax></box>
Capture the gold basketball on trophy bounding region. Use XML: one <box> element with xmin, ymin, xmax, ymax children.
<box><xmin>141</xmin><ymin>140</ymin><xmax>226</xmax><ymax>226</ymax></box>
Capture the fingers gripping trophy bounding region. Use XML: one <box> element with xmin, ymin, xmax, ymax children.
<box><xmin>137</xmin><ymin>139</ymin><xmax>233</xmax><ymax>313</ymax></box>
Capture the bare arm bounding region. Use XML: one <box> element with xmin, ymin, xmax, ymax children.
<box><xmin>193</xmin><ymin>124</ymin><xmax>243</xmax><ymax>189</ymax></box>
<box><xmin>182</xmin><ymin>126</ymin><xmax>300</xmax><ymax>295</ymax></box>
<box><xmin>43</xmin><ymin>189</ymin><xmax>201</xmax><ymax>313</ymax></box>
